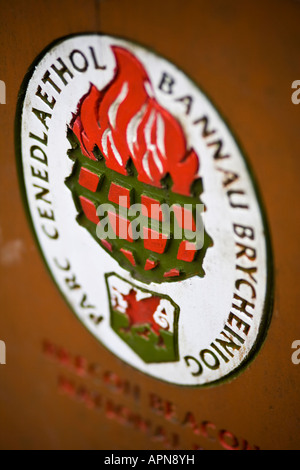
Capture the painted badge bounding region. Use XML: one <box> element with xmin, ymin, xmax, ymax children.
<box><xmin>16</xmin><ymin>34</ymin><xmax>273</xmax><ymax>386</ymax></box>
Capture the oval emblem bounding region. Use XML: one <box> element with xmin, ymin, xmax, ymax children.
<box><xmin>16</xmin><ymin>34</ymin><xmax>273</xmax><ymax>386</ymax></box>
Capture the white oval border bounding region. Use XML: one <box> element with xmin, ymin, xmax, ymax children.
<box><xmin>16</xmin><ymin>34</ymin><xmax>273</xmax><ymax>387</ymax></box>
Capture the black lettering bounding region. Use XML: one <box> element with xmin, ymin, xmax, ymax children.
<box><xmin>233</xmin><ymin>223</ymin><xmax>255</xmax><ymax>240</ymax></box>
<box><xmin>199</xmin><ymin>349</ymin><xmax>220</xmax><ymax>370</ymax></box>
<box><xmin>210</xmin><ymin>343</ymin><xmax>229</xmax><ymax>363</ymax></box>
<box><xmin>42</xmin><ymin>225</ymin><xmax>59</xmax><ymax>240</ymax></box>
<box><xmin>232</xmin><ymin>293</ymin><xmax>255</xmax><ymax>319</ymax></box>
<box><xmin>32</xmin><ymin>107</ymin><xmax>52</xmax><ymax>130</ymax></box>
<box><xmin>217</xmin><ymin>167</ymin><xmax>239</xmax><ymax>187</ymax></box>
<box><xmin>31</xmin><ymin>166</ymin><xmax>48</xmax><ymax>182</ymax></box>
<box><xmin>65</xmin><ymin>275</ymin><xmax>81</xmax><ymax>290</ymax></box>
<box><xmin>30</xmin><ymin>145</ymin><xmax>48</xmax><ymax>165</ymax></box>
<box><xmin>38</xmin><ymin>207</ymin><xmax>55</xmax><ymax>221</ymax></box>
<box><xmin>215</xmin><ymin>332</ymin><xmax>241</xmax><ymax>357</ymax></box>
<box><xmin>193</xmin><ymin>115</ymin><xmax>216</xmax><ymax>138</ymax></box>
<box><xmin>29</xmin><ymin>132</ymin><xmax>48</xmax><ymax>147</ymax></box>
<box><xmin>89</xmin><ymin>46</ymin><xmax>106</xmax><ymax>70</ymax></box>
<box><xmin>175</xmin><ymin>95</ymin><xmax>193</xmax><ymax>115</ymax></box>
<box><xmin>35</xmin><ymin>85</ymin><xmax>56</xmax><ymax>109</ymax></box>
<box><xmin>54</xmin><ymin>258</ymin><xmax>71</xmax><ymax>271</ymax></box>
<box><xmin>235</xmin><ymin>242</ymin><xmax>256</xmax><ymax>261</ymax></box>
<box><xmin>42</xmin><ymin>70</ymin><xmax>62</xmax><ymax>94</ymax></box>
<box><xmin>223</xmin><ymin>325</ymin><xmax>245</xmax><ymax>344</ymax></box>
<box><xmin>184</xmin><ymin>355</ymin><xmax>203</xmax><ymax>376</ymax></box>
<box><xmin>236</xmin><ymin>265</ymin><xmax>257</xmax><ymax>284</ymax></box>
<box><xmin>227</xmin><ymin>190</ymin><xmax>249</xmax><ymax>209</ymax></box>
<box><xmin>158</xmin><ymin>72</ymin><xmax>175</xmax><ymax>94</ymax></box>
<box><xmin>33</xmin><ymin>184</ymin><xmax>51</xmax><ymax>204</ymax></box>
<box><xmin>207</xmin><ymin>139</ymin><xmax>229</xmax><ymax>160</ymax></box>
<box><xmin>89</xmin><ymin>314</ymin><xmax>103</xmax><ymax>325</ymax></box>
<box><xmin>228</xmin><ymin>312</ymin><xmax>251</xmax><ymax>336</ymax></box>
<box><xmin>80</xmin><ymin>294</ymin><xmax>96</xmax><ymax>310</ymax></box>
<box><xmin>69</xmin><ymin>50</ymin><xmax>89</xmax><ymax>72</ymax></box>
<box><xmin>235</xmin><ymin>278</ymin><xmax>256</xmax><ymax>299</ymax></box>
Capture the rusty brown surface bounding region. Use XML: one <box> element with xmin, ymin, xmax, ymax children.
<box><xmin>0</xmin><ymin>0</ymin><xmax>299</xmax><ymax>450</ymax></box>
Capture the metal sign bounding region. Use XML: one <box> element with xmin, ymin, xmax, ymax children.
<box><xmin>16</xmin><ymin>34</ymin><xmax>273</xmax><ymax>387</ymax></box>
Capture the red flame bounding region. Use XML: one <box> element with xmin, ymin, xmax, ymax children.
<box><xmin>71</xmin><ymin>46</ymin><xmax>199</xmax><ymax>196</ymax></box>
<box><xmin>122</xmin><ymin>289</ymin><xmax>163</xmax><ymax>336</ymax></box>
